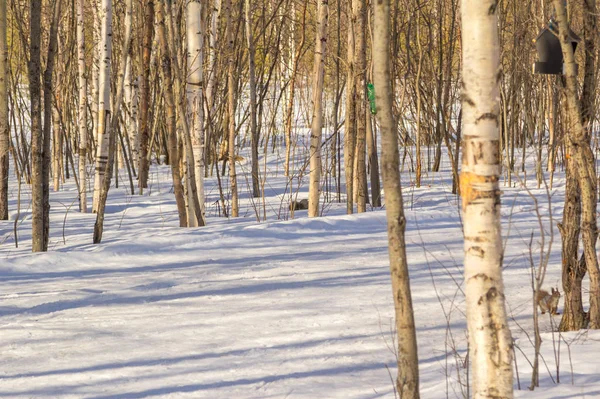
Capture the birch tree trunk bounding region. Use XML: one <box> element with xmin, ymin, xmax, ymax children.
<box><xmin>187</xmin><ymin>0</ymin><xmax>206</xmax><ymax>222</ymax></box>
<box><xmin>344</xmin><ymin>7</ymin><xmax>356</xmax><ymax>214</ymax></box>
<box><xmin>130</xmin><ymin>77</ymin><xmax>139</xmax><ymax>168</ymax></box>
<box><xmin>42</xmin><ymin>0</ymin><xmax>62</xmax><ymax>249</ymax></box>
<box><xmin>460</xmin><ymin>0</ymin><xmax>514</xmax><ymax>396</ymax></box>
<box><xmin>366</xmin><ymin>113</ymin><xmax>381</xmax><ymax>207</ymax></box>
<box><xmin>354</xmin><ymin>0</ymin><xmax>367</xmax><ymax>212</ymax></box>
<box><xmin>284</xmin><ymin>1</ymin><xmax>299</xmax><ymax>178</ymax></box>
<box><xmin>91</xmin><ymin>2</ymin><xmax>100</xmax><ymax>148</ymax></box>
<box><xmin>164</xmin><ymin>0</ymin><xmax>204</xmax><ymax>227</ymax></box>
<box><xmin>77</xmin><ymin>0</ymin><xmax>88</xmax><ymax>213</ymax></box>
<box><xmin>94</xmin><ymin>0</ymin><xmax>135</xmax><ymax>243</ymax></box>
<box><xmin>124</xmin><ymin>57</ymin><xmax>138</xmax><ymax>173</ymax></box>
<box><xmin>373</xmin><ymin>0</ymin><xmax>420</xmax><ymax>396</ymax></box>
<box><xmin>225</xmin><ymin>0</ymin><xmax>238</xmax><ymax>217</ymax></box>
<box><xmin>52</xmin><ymin>82</ymin><xmax>63</xmax><ymax>192</ymax></box>
<box><xmin>155</xmin><ymin>0</ymin><xmax>187</xmax><ymax>227</ymax></box>
<box><xmin>308</xmin><ymin>0</ymin><xmax>328</xmax><ymax>217</ymax></box>
<box><xmin>552</xmin><ymin>0</ymin><xmax>600</xmax><ymax>329</ymax></box>
<box><xmin>92</xmin><ymin>0</ymin><xmax>112</xmax><ymax>212</ymax></box>
<box><xmin>206</xmin><ymin>0</ymin><xmax>221</xmax><ymax>173</ymax></box>
<box><xmin>138</xmin><ymin>0</ymin><xmax>154</xmax><ymax>193</ymax></box>
<box><xmin>245</xmin><ymin>0</ymin><xmax>260</xmax><ymax>198</ymax></box>
<box><xmin>0</xmin><ymin>0</ymin><xmax>7</xmax><ymax>220</ymax></box>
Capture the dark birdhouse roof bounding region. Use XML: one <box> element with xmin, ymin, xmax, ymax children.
<box><xmin>535</xmin><ymin>22</ymin><xmax>581</xmax><ymax>43</ymax></box>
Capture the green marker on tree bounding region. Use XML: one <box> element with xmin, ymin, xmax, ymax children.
<box><xmin>367</xmin><ymin>83</ymin><xmax>377</xmax><ymax>115</ymax></box>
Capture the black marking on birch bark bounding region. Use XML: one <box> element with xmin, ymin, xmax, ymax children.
<box><xmin>488</xmin><ymin>1</ymin><xmax>498</xmax><ymax>15</ymax></box>
<box><xmin>470</xmin><ymin>273</ymin><xmax>495</xmax><ymax>284</ymax></box>
<box><xmin>461</xmin><ymin>93</ymin><xmax>475</xmax><ymax>107</ymax></box>
<box><xmin>486</xmin><ymin>286</ymin><xmax>499</xmax><ymax>300</ymax></box>
<box><xmin>465</xmin><ymin>235</ymin><xmax>488</xmax><ymax>243</ymax></box>
<box><xmin>475</xmin><ymin>112</ymin><xmax>498</xmax><ymax>125</ymax></box>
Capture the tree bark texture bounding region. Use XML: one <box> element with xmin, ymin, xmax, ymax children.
<box><xmin>373</xmin><ymin>0</ymin><xmax>420</xmax><ymax>397</ymax></box>
<box><xmin>155</xmin><ymin>0</ymin><xmax>187</xmax><ymax>227</ymax></box>
<box><xmin>553</xmin><ymin>0</ymin><xmax>600</xmax><ymax>329</ymax></box>
<box><xmin>187</xmin><ymin>0</ymin><xmax>207</xmax><ymax>224</ymax></box>
<box><xmin>353</xmin><ymin>0</ymin><xmax>367</xmax><ymax>212</ymax></box>
<box><xmin>94</xmin><ymin>0</ymin><xmax>133</xmax><ymax>243</ymax></box>
<box><xmin>138</xmin><ymin>0</ymin><xmax>154</xmax><ymax>193</ymax></box>
<box><xmin>245</xmin><ymin>0</ymin><xmax>260</xmax><ymax>198</ymax></box>
<box><xmin>460</xmin><ymin>0</ymin><xmax>514</xmax><ymax>396</ymax></box>
<box><xmin>77</xmin><ymin>0</ymin><xmax>88</xmax><ymax>213</ymax></box>
<box><xmin>0</xmin><ymin>0</ymin><xmax>7</xmax><ymax>220</ymax></box>
<box><xmin>308</xmin><ymin>0</ymin><xmax>328</xmax><ymax>217</ymax></box>
<box><xmin>93</xmin><ymin>0</ymin><xmax>112</xmax><ymax>212</ymax></box>
<box><xmin>344</xmin><ymin>7</ymin><xmax>356</xmax><ymax>214</ymax></box>
<box><xmin>225</xmin><ymin>0</ymin><xmax>238</xmax><ymax>217</ymax></box>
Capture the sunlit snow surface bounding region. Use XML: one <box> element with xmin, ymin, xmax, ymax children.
<box><xmin>1</xmin><ymin>148</ymin><xmax>599</xmax><ymax>398</ymax></box>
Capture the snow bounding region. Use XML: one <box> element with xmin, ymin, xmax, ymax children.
<box><xmin>1</xmin><ymin>149</ymin><xmax>599</xmax><ymax>398</ymax></box>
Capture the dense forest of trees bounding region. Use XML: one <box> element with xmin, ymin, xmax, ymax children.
<box><xmin>1</xmin><ymin>0</ymin><xmax>599</xmax><ymax>395</ymax></box>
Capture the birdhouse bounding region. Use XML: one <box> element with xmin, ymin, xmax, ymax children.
<box><xmin>533</xmin><ymin>23</ymin><xmax>580</xmax><ymax>75</ymax></box>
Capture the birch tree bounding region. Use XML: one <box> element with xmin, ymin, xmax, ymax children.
<box><xmin>155</xmin><ymin>0</ymin><xmax>187</xmax><ymax>227</ymax></box>
<box><xmin>77</xmin><ymin>0</ymin><xmax>88</xmax><ymax>213</ymax></box>
<box><xmin>0</xmin><ymin>0</ymin><xmax>7</xmax><ymax>220</ymax></box>
<box><xmin>43</xmin><ymin>0</ymin><xmax>63</xmax><ymax>248</ymax></box>
<box><xmin>344</xmin><ymin>5</ymin><xmax>356</xmax><ymax>214</ymax></box>
<box><xmin>93</xmin><ymin>0</ymin><xmax>112</xmax><ymax>212</ymax></box>
<box><xmin>353</xmin><ymin>0</ymin><xmax>367</xmax><ymax>212</ymax></box>
<box><xmin>94</xmin><ymin>0</ymin><xmax>134</xmax><ymax>243</ymax></box>
<box><xmin>245</xmin><ymin>0</ymin><xmax>260</xmax><ymax>198</ymax></box>
<box><xmin>373</xmin><ymin>0</ymin><xmax>420</xmax><ymax>396</ymax></box>
<box><xmin>225</xmin><ymin>0</ymin><xmax>239</xmax><ymax>217</ymax></box>
<box><xmin>124</xmin><ymin>56</ymin><xmax>139</xmax><ymax>169</ymax></box>
<box><xmin>308</xmin><ymin>0</ymin><xmax>328</xmax><ymax>217</ymax></box>
<box><xmin>284</xmin><ymin>2</ymin><xmax>307</xmax><ymax>179</ymax></box>
<box><xmin>187</xmin><ymin>0</ymin><xmax>207</xmax><ymax>222</ymax></box>
<box><xmin>205</xmin><ymin>0</ymin><xmax>221</xmax><ymax>161</ymax></box>
<box><xmin>460</xmin><ymin>0</ymin><xmax>514</xmax><ymax>396</ymax></box>
<box><xmin>138</xmin><ymin>0</ymin><xmax>154</xmax><ymax>193</ymax></box>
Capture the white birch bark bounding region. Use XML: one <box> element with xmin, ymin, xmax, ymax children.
<box><xmin>52</xmin><ymin>86</ymin><xmax>62</xmax><ymax>191</ymax></box>
<box><xmin>93</xmin><ymin>0</ymin><xmax>112</xmax><ymax>213</ymax></box>
<box><xmin>0</xmin><ymin>0</ymin><xmax>8</xmax><ymax>219</ymax></box>
<box><xmin>187</xmin><ymin>0</ymin><xmax>206</xmax><ymax>221</ymax></box>
<box><xmin>124</xmin><ymin>57</ymin><xmax>139</xmax><ymax>169</ymax></box>
<box><xmin>91</xmin><ymin>1</ymin><xmax>100</xmax><ymax>148</ymax></box>
<box><xmin>223</xmin><ymin>0</ymin><xmax>238</xmax><ymax>217</ymax></box>
<box><xmin>205</xmin><ymin>0</ymin><xmax>222</xmax><ymax>158</ymax></box>
<box><xmin>93</xmin><ymin>0</ymin><xmax>134</xmax><ymax>242</ymax></box>
<box><xmin>308</xmin><ymin>0</ymin><xmax>328</xmax><ymax>217</ymax></box>
<box><xmin>460</xmin><ymin>0</ymin><xmax>514</xmax><ymax>396</ymax></box>
<box><xmin>130</xmin><ymin>77</ymin><xmax>139</xmax><ymax>167</ymax></box>
<box><xmin>77</xmin><ymin>0</ymin><xmax>88</xmax><ymax>213</ymax></box>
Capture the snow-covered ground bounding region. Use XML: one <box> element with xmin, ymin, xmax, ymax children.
<box><xmin>1</xmin><ymin>147</ymin><xmax>599</xmax><ymax>398</ymax></box>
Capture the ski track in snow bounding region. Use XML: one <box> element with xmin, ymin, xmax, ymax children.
<box><xmin>1</xmin><ymin>149</ymin><xmax>599</xmax><ymax>398</ymax></box>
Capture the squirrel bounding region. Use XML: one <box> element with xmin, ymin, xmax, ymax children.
<box><xmin>536</xmin><ymin>288</ymin><xmax>561</xmax><ymax>315</ymax></box>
